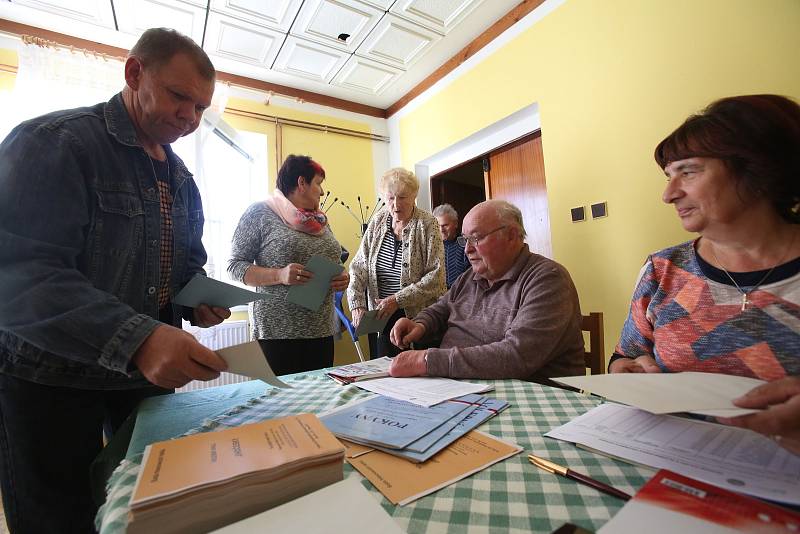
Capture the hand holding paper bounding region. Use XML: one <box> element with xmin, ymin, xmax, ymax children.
<box><xmin>286</xmin><ymin>255</ymin><xmax>343</xmax><ymax>312</ymax></box>
<box><xmin>216</xmin><ymin>341</ymin><xmax>291</xmax><ymax>389</ymax></box>
<box><xmin>354</xmin><ymin>309</ymin><xmax>389</xmax><ymax>336</ymax></box>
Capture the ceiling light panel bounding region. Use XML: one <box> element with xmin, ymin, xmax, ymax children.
<box><xmin>389</xmin><ymin>0</ymin><xmax>482</xmax><ymax>35</ymax></box>
<box><xmin>204</xmin><ymin>13</ymin><xmax>284</xmax><ymax>67</ymax></box>
<box><xmin>290</xmin><ymin>0</ymin><xmax>383</xmax><ymax>52</ymax></box>
<box><xmin>114</xmin><ymin>0</ymin><xmax>206</xmax><ymax>44</ymax></box>
<box><xmin>331</xmin><ymin>55</ymin><xmax>402</xmax><ymax>95</ymax></box>
<box><xmin>357</xmin><ymin>0</ymin><xmax>395</xmax><ymax>9</ymax></box>
<box><xmin>208</xmin><ymin>0</ymin><xmax>302</xmax><ymax>32</ymax></box>
<box><xmin>273</xmin><ymin>36</ymin><xmax>350</xmax><ymax>84</ymax></box>
<box><xmin>356</xmin><ymin>13</ymin><xmax>439</xmax><ymax>70</ymax></box>
<box><xmin>10</xmin><ymin>0</ymin><xmax>115</xmax><ymax>27</ymax></box>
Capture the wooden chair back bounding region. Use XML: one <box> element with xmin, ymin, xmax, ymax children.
<box><xmin>581</xmin><ymin>312</ymin><xmax>604</xmax><ymax>375</ymax></box>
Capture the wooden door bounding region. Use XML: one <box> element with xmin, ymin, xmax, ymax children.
<box><xmin>430</xmin><ymin>176</ymin><xmax>485</xmax><ymax>232</ymax></box>
<box><xmin>485</xmin><ymin>131</ymin><xmax>552</xmax><ymax>257</ymax></box>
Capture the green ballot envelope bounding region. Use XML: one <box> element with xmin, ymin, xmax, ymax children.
<box><xmin>286</xmin><ymin>255</ymin><xmax>343</xmax><ymax>312</ymax></box>
<box><xmin>354</xmin><ymin>309</ymin><xmax>389</xmax><ymax>336</ymax></box>
<box><xmin>173</xmin><ymin>275</ymin><xmax>267</xmax><ymax>309</ymax></box>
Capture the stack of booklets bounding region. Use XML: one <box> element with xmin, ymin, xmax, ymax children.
<box><xmin>320</xmin><ymin>393</ymin><xmax>509</xmax><ymax>463</ymax></box>
<box><xmin>127</xmin><ymin>413</ymin><xmax>345</xmax><ymax>534</ymax></box>
<box><xmin>325</xmin><ymin>357</ymin><xmax>392</xmax><ymax>385</ymax></box>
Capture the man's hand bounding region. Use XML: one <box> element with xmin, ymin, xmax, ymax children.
<box><xmin>351</xmin><ymin>307</ymin><xmax>366</xmax><ymax>328</ymax></box>
<box><xmin>132</xmin><ymin>324</ymin><xmax>228</xmax><ymax>389</ymax></box>
<box><xmin>375</xmin><ymin>295</ymin><xmax>399</xmax><ymax>320</ymax></box>
<box><xmin>389</xmin><ymin>318</ymin><xmax>425</xmax><ymax>349</ymax></box>
<box><xmin>608</xmin><ymin>355</ymin><xmax>661</xmax><ymax>373</ymax></box>
<box><xmin>389</xmin><ymin>350</ymin><xmax>427</xmax><ymax>377</ymax></box>
<box><xmin>718</xmin><ymin>376</ymin><xmax>800</xmax><ymax>455</ymax></box>
<box><xmin>193</xmin><ymin>303</ymin><xmax>231</xmax><ymax>327</ymax></box>
<box><xmin>330</xmin><ymin>271</ymin><xmax>350</xmax><ymax>292</ymax></box>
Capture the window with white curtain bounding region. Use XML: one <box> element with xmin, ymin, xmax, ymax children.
<box><xmin>173</xmin><ymin>125</ymin><xmax>268</xmax><ymax>285</ymax></box>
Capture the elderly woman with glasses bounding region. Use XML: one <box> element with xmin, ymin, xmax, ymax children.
<box><xmin>347</xmin><ymin>168</ymin><xmax>446</xmax><ymax>358</ymax></box>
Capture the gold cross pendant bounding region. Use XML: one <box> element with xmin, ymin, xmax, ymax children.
<box><xmin>741</xmin><ymin>293</ymin><xmax>749</xmax><ymax>311</ymax></box>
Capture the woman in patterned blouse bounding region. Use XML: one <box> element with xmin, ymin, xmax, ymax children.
<box><xmin>611</xmin><ymin>94</ymin><xmax>800</xmax><ymax>378</ymax></box>
<box><xmin>228</xmin><ymin>155</ymin><xmax>349</xmax><ymax>375</ymax></box>
<box><xmin>347</xmin><ymin>168</ymin><xmax>446</xmax><ymax>358</ymax></box>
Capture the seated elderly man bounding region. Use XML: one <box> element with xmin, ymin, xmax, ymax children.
<box><xmin>389</xmin><ymin>199</ymin><xmax>585</xmax><ymax>383</ymax></box>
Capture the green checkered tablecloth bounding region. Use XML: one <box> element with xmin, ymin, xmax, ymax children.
<box><xmin>96</xmin><ymin>375</ymin><xmax>653</xmax><ymax>533</ymax></box>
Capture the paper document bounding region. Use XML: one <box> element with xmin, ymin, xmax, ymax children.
<box><xmin>598</xmin><ymin>470</ymin><xmax>800</xmax><ymax>534</ymax></box>
<box><xmin>347</xmin><ymin>430</ymin><xmax>522</xmax><ymax>506</ymax></box>
<box><xmin>211</xmin><ymin>477</ymin><xmax>404</xmax><ymax>534</ymax></box>
<box><xmin>286</xmin><ymin>255</ymin><xmax>343</xmax><ymax>312</ymax></box>
<box><xmin>355</xmin><ymin>309</ymin><xmax>389</xmax><ymax>336</ymax></box>
<box><xmin>174</xmin><ymin>275</ymin><xmax>266</xmax><ymax>308</ymax></box>
<box><xmin>216</xmin><ymin>341</ymin><xmax>291</xmax><ymax>388</ymax></box>
<box><xmin>357</xmin><ymin>377</ymin><xmax>493</xmax><ymax>407</ymax></box>
<box><xmin>552</xmin><ymin>372</ymin><xmax>764</xmax><ymax>416</ymax></box>
<box><xmin>326</xmin><ymin>357</ymin><xmax>392</xmax><ymax>385</ymax></box>
<box><xmin>320</xmin><ymin>394</ymin><xmax>473</xmax><ymax>449</ymax></box>
<box><xmin>545</xmin><ymin>403</ymin><xmax>800</xmax><ymax>505</ymax></box>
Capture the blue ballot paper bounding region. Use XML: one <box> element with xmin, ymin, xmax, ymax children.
<box><xmin>286</xmin><ymin>255</ymin><xmax>343</xmax><ymax>312</ymax></box>
<box><xmin>370</xmin><ymin>396</ymin><xmax>510</xmax><ymax>463</ymax></box>
<box><xmin>173</xmin><ymin>274</ymin><xmax>267</xmax><ymax>308</ymax></box>
<box><xmin>320</xmin><ymin>395</ymin><xmax>474</xmax><ymax>449</ymax></box>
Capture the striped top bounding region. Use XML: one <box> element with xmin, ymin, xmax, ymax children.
<box><xmin>443</xmin><ymin>238</ymin><xmax>470</xmax><ymax>288</ymax></box>
<box><xmin>614</xmin><ymin>239</ymin><xmax>800</xmax><ymax>379</ymax></box>
<box><xmin>375</xmin><ymin>216</ymin><xmax>402</xmax><ymax>299</ymax></box>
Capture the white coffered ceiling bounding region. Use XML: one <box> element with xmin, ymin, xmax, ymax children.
<box><xmin>0</xmin><ymin>0</ymin><xmax>521</xmax><ymax>110</ymax></box>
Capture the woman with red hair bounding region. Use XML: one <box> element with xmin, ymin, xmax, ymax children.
<box><xmin>229</xmin><ymin>154</ymin><xmax>349</xmax><ymax>374</ymax></box>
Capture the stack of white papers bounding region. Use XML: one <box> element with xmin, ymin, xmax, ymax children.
<box><xmin>546</xmin><ymin>403</ymin><xmax>800</xmax><ymax>505</ymax></box>
<box><xmin>356</xmin><ymin>376</ymin><xmax>493</xmax><ymax>407</ymax></box>
<box><xmin>552</xmin><ymin>372</ymin><xmax>764</xmax><ymax>417</ymax></box>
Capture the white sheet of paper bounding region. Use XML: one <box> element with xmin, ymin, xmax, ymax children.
<box><xmin>216</xmin><ymin>341</ymin><xmax>291</xmax><ymax>389</ymax></box>
<box><xmin>552</xmin><ymin>372</ymin><xmax>763</xmax><ymax>416</ymax></box>
<box><xmin>545</xmin><ymin>403</ymin><xmax>800</xmax><ymax>505</ymax></box>
<box><xmin>210</xmin><ymin>476</ymin><xmax>404</xmax><ymax>534</ymax></box>
<box><xmin>173</xmin><ymin>275</ymin><xmax>266</xmax><ymax>308</ymax></box>
<box><xmin>356</xmin><ymin>377</ymin><xmax>492</xmax><ymax>407</ymax></box>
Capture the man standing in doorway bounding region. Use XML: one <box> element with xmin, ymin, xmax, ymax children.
<box><xmin>0</xmin><ymin>28</ymin><xmax>230</xmax><ymax>532</ymax></box>
<box><xmin>433</xmin><ymin>204</ymin><xmax>470</xmax><ymax>288</ymax></box>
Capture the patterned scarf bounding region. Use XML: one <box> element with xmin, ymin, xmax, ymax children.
<box><xmin>265</xmin><ymin>188</ymin><xmax>328</xmax><ymax>235</ymax></box>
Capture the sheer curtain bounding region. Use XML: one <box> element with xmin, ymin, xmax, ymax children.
<box><xmin>3</xmin><ymin>42</ymin><xmax>123</xmax><ymax>138</ymax></box>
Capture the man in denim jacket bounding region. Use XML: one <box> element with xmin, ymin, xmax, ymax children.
<box><xmin>0</xmin><ymin>29</ymin><xmax>230</xmax><ymax>532</ymax></box>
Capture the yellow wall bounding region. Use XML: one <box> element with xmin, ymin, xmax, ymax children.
<box><xmin>397</xmin><ymin>0</ymin><xmax>800</xmax><ymax>364</ymax></box>
<box><xmin>223</xmin><ymin>98</ymin><xmax>377</xmax><ymax>364</ymax></box>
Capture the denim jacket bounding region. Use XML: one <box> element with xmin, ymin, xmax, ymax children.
<box><xmin>0</xmin><ymin>93</ymin><xmax>207</xmax><ymax>389</ymax></box>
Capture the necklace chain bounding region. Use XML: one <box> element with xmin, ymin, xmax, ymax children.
<box><xmin>708</xmin><ymin>230</ymin><xmax>796</xmax><ymax>311</ymax></box>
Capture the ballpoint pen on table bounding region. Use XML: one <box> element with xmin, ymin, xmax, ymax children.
<box><xmin>528</xmin><ymin>454</ymin><xmax>631</xmax><ymax>501</ymax></box>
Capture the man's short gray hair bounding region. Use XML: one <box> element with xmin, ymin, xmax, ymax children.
<box><xmin>129</xmin><ymin>27</ymin><xmax>215</xmax><ymax>80</ymax></box>
<box><xmin>433</xmin><ymin>204</ymin><xmax>458</xmax><ymax>221</ymax></box>
<box><xmin>492</xmin><ymin>200</ymin><xmax>527</xmax><ymax>239</ymax></box>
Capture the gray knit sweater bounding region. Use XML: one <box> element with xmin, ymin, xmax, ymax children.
<box><xmin>227</xmin><ymin>202</ymin><xmax>343</xmax><ymax>340</ymax></box>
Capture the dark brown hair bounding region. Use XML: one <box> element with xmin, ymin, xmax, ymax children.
<box><xmin>276</xmin><ymin>155</ymin><xmax>326</xmax><ymax>196</ymax></box>
<box><xmin>654</xmin><ymin>94</ymin><xmax>800</xmax><ymax>223</ymax></box>
<box><xmin>129</xmin><ymin>28</ymin><xmax>215</xmax><ymax>81</ymax></box>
